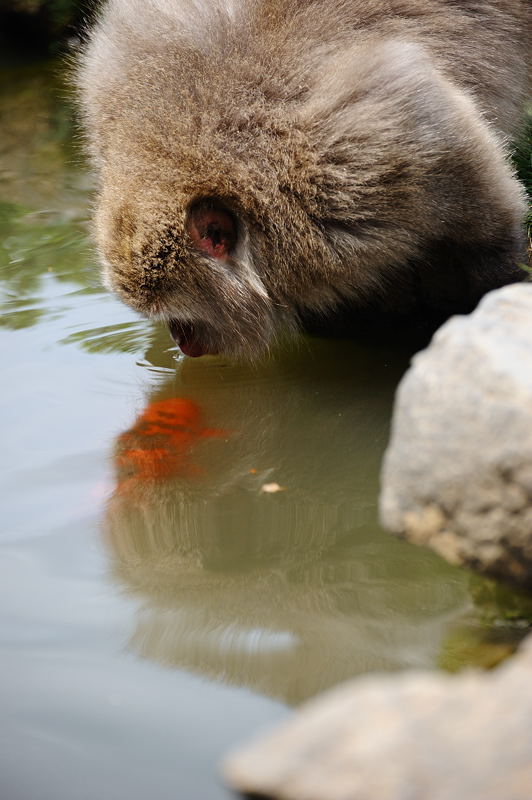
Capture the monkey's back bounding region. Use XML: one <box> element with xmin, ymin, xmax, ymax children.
<box><xmin>81</xmin><ymin>0</ymin><xmax>530</xmax><ymax>140</ymax></box>
<box><xmin>258</xmin><ymin>0</ymin><xmax>530</xmax><ymax>130</ymax></box>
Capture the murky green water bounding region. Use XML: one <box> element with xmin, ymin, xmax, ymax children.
<box><xmin>0</xmin><ymin>61</ymin><xmax>513</xmax><ymax>800</ymax></box>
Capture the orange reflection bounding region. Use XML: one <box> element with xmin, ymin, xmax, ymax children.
<box><xmin>115</xmin><ymin>397</ymin><xmax>229</xmax><ymax>491</ymax></box>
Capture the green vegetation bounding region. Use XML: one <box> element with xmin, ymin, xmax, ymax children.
<box><xmin>0</xmin><ymin>1</ymin><xmax>98</xmax><ymax>54</ymax></box>
<box><xmin>7</xmin><ymin>0</ymin><xmax>82</xmax><ymax>27</ymax></box>
<box><xmin>439</xmin><ymin>575</ymin><xmax>532</xmax><ymax>673</ymax></box>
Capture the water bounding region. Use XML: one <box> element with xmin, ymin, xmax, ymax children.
<box><xmin>0</xmin><ymin>60</ymin><xmax>500</xmax><ymax>800</ymax></box>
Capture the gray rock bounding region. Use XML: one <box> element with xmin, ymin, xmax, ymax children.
<box><xmin>380</xmin><ymin>283</ymin><xmax>532</xmax><ymax>588</ymax></box>
<box><xmin>223</xmin><ymin>633</ymin><xmax>532</xmax><ymax>800</ymax></box>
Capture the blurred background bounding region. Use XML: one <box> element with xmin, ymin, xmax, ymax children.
<box><xmin>0</xmin><ymin>0</ymin><xmax>96</xmax><ymax>57</ymax></box>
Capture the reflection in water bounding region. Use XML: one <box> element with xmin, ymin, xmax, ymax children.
<box><xmin>115</xmin><ymin>397</ymin><xmax>229</xmax><ymax>487</ymax></box>
<box><xmin>105</xmin><ymin>346</ymin><xmax>471</xmax><ymax>705</ymax></box>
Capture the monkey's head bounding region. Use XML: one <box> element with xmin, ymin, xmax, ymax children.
<box><xmin>77</xmin><ymin>2</ymin><xmax>526</xmax><ymax>358</ymax></box>
<box><xmin>86</xmin><ymin>98</ymin><xmax>334</xmax><ymax>359</ymax></box>
<box><xmin>78</xmin><ymin>43</ymin><xmax>353</xmax><ymax>360</ymax></box>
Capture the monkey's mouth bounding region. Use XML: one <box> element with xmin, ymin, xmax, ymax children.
<box><xmin>168</xmin><ymin>319</ymin><xmax>216</xmax><ymax>358</ymax></box>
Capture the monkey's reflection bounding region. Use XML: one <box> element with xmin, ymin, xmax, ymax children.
<box><xmin>104</xmin><ymin>340</ymin><xmax>470</xmax><ymax>705</ymax></box>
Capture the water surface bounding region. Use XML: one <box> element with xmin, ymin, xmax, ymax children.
<box><xmin>0</xmin><ymin>61</ymin><xmax>503</xmax><ymax>800</ymax></box>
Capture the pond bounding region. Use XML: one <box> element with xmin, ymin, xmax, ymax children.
<box><xmin>0</xmin><ymin>59</ymin><xmax>518</xmax><ymax>800</ymax></box>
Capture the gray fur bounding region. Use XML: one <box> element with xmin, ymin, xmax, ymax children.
<box><xmin>76</xmin><ymin>0</ymin><xmax>531</xmax><ymax>357</ymax></box>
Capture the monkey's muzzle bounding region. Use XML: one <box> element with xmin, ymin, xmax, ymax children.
<box><xmin>168</xmin><ymin>319</ymin><xmax>213</xmax><ymax>358</ymax></box>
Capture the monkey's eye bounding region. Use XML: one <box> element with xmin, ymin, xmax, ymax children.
<box><xmin>186</xmin><ymin>201</ymin><xmax>237</xmax><ymax>262</ymax></box>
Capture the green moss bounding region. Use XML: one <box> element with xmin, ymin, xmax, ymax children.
<box><xmin>439</xmin><ymin>629</ymin><xmax>519</xmax><ymax>672</ymax></box>
<box><xmin>439</xmin><ymin>576</ymin><xmax>532</xmax><ymax>673</ymax></box>
<box><xmin>470</xmin><ymin>575</ymin><xmax>532</xmax><ymax>626</ymax></box>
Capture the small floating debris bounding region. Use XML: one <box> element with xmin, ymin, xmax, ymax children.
<box><xmin>261</xmin><ymin>482</ymin><xmax>285</xmax><ymax>494</ymax></box>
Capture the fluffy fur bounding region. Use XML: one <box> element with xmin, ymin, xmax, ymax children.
<box><xmin>77</xmin><ymin>0</ymin><xmax>531</xmax><ymax>358</ymax></box>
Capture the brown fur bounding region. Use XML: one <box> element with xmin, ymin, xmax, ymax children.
<box><xmin>76</xmin><ymin>0</ymin><xmax>531</xmax><ymax>358</ymax></box>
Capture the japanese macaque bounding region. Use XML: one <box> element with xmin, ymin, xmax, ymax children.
<box><xmin>76</xmin><ymin>0</ymin><xmax>531</xmax><ymax>358</ymax></box>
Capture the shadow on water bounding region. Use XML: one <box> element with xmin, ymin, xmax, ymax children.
<box><xmin>103</xmin><ymin>338</ymin><xmax>473</xmax><ymax>705</ymax></box>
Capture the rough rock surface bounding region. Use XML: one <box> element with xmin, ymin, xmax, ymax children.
<box><xmin>380</xmin><ymin>283</ymin><xmax>532</xmax><ymax>588</ymax></box>
<box><xmin>223</xmin><ymin>633</ymin><xmax>532</xmax><ymax>800</ymax></box>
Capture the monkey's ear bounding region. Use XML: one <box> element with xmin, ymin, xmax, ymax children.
<box><xmin>186</xmin><ymin>200</ymin><xmax>238</xmax><ymax>263</ymax></box>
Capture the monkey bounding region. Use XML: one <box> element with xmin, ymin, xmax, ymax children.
<box><xmin>76</xmin><ymin>0</ymin><xmax>531</xmax><ymax>358</ymax></box>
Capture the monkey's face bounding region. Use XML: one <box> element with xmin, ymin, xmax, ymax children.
<box><xmin>82</xmin><ymin>23</ymin><xmax>392</xmax><ymax>360</ymax></box>
<box><xmin>96</xmin><ymin>181</ymin><xmax>286</xmax><ymax>359</ymax></box>
<box><xmin>84</xmin><ymin>51</ymin><xmax>435</xmax><ymax>359</ymax></box>
<box><xmin>90</xmin><ymin>104</ymin><xmax>346</xmax><ymax>360</ymax></box>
